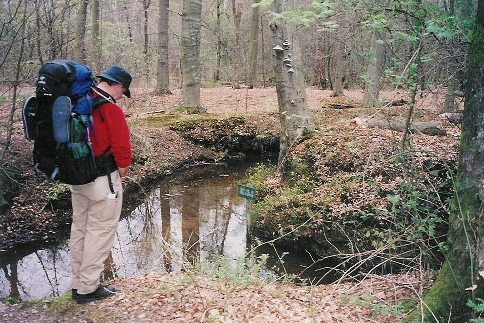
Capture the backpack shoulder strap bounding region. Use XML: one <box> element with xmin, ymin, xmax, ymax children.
<box><xmin>93</xmin><ymin>96</ymin><xmax>109</xmax><ymax>108</ymax></box>
<box><xmin>91</xmin><ymin>86</ymin><xmax>114</xmax><ymax>122</ymax></box>
<box><xmin>92</xmin><ymin>96</ymin><xmax>109</xmax><ymax>121</ymax></box>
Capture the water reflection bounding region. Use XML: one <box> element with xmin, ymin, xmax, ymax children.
<box><xmin>0</xmin><ymin>245</ymin><xmax>71</xmax><ymax>301</ymax></box>
<box><xmin>0</xmin><ymin>162</ymin><xmax>254</xmax><ymax>301</ymax></box>
<box><xmin>111</xmin><ymin>167</ymin><xmax>250</xmax><ymax>278</ymax></box>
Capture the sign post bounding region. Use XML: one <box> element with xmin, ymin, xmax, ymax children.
<box><xmin>237</xmin><ymin>185</ymin><xmax>256</xmax><ymax>201</ymax></box>
<box><xmin>238</xmin><ymin>185</ymin><xmax>256</xmax><ymax>237</ymax></box>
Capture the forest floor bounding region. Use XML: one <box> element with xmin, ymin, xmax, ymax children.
<box><xmin>0</xmin><ymin>86</ymin><xmax>461</xmax><ymax>322</ymax></box>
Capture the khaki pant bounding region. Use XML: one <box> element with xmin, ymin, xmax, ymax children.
<box><xmin>69</xmin><ymin>171</ymin><xmax>123</xmax><ymax>294</ymax></box>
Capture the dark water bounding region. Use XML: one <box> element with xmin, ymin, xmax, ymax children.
<box><xmin>0</xmin><ymin>161</ymin><xmax>323</xmax><ymax>302</ymax></box>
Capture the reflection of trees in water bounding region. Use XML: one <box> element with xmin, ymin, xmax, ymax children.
<box><xmin>158</xmin><ymin>177</ymin><xmax>244</xmax><ymax>271</ymax></box>
<box><xmin>161</xmin><ymin>190</ymin><xmax>171</xmax><ymax>272</ymax></box>
<box><xmin>34</xmin><ymin>249</ymin><xmax>62</xmax><ymax>297</ymax></box>
<box><xmin>0</xmin><ymin>164</ymin><xmax>255</xmax><ymax>301</ymax></box>
<box><xmin>113</xmin><ymin>188</ymin><xmax>167</xmax><ymax>276</ymax></box>
<box><xmin>1</xmin><ymin>247</ymin><xmax>68</xmax><ymax>301</ymax></box>
<box><xmin>102</xmin><ymin>252</ymin><xmax>116</xmax><ymax>281</ymax></box>
<box><xmin>2</xmin><ymin>262</ymin><xmax>20</xmax><ymax>300</ymax></box>
<box><xmin>182</xmin><ymin>184</ymin><xmax>200</xmax><ymax>266</ymax></box>
<box><xmin>111</xmin><ymin>170</ymin><xmax>249</xmax><ymax>277</ymax></box>
<box><xmin>162</xmin><ymin>186</ymin><xmax>184</xmax><ymax>273</ymax></box>
<box><xmin>139</xmin><ymin>188</ymin><xmax>164</xmax><ymax>270</ymax></box>
<box><xmin>199</xmin><ymin>183</ymin><xmax>233</xmax><ymax>263</ymax></box>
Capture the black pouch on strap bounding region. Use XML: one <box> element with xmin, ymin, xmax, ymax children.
<box><xmin>57</xmin><ymin>143</ymin><xmax>100</xmax><ymax>185</ymax></box>
<box><xmin>95</xmin><ymin>152</ymin><xmax>117</xmax><ymax>175</ymax></box>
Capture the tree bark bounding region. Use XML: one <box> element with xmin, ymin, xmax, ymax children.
<box><xmin>143</xmin><ymin>0</ymin><xmax>151</xmax><ymax>81</ymax></box>
<box><xmin>155</xmin><ymin>0</ymin><xmax>171</xmax><ymax>95</ymax></box>
<box><xmin>180</xmin><ymin>0</ymin><xmax>203</xmax><ymax>112</ymax></box>
<box><xmin>91</xmin><ymin>0</ymin><xmax>101</xmax><ymax>71</ymax></box>
<box><xmin>34</xmin><ymin>0</ymin><xmax>44</xmax><ymax>64</ymax></box>
<box><xmin>247</xmin><ymin>0</ymin><xmax>260</xmax><ymax>89</ymax></box>
<box><xmin>44</xmin><ymin>0</ymin><xmax>56</xmax><ymax>60</ymax></box>
<box><xmin>0</xmin><ymin>0</ymin><xmax>27</xmax><ymax>163</ymax></box>
<box><xmin>331</xmin><ymin>39</ymin><xmax>345</xmax><ymax>97</ymax></box>
<box><xmin>122</xmin><ymin>0</ymin><xmax>133</xmax><ymax>42</ymax></box>
<box><xmin>405</xmin><ymin>1</ymin><xmax>484</xmax><ymax>321</ymax></box>
<box><xmin>362</xmin><ymin>29</ymin><xmax>385</xmax><ymax>107</ymax></box>
<box><xmin>75</xmin><ymin>0</ymin><xmax>88</xmax><ymax>63</ymax></box>
<box><xmin>443</xmin><ymin>73</ymin><xmax>458</xmax><ymax>113</ymax></box>
<box><xmin>231</xmin><ymin>0</ymin><xmax>242</xmax><ymax>89</ymax></box>
<box><xmin>214</xmin><ymin>0</ymin><xmax>223</xmax><ymax>82</ymax></box>
<box><xmin>270</xmin><ymin>0</ymin><xmax>314</xmax><ymax>165</ymax></box>
<box><xmin>442</xmin><ymin>0</ymin><xmax>458</xmax><ymax>113</ymax></box>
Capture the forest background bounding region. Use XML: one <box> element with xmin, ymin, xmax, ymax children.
<box><xmin>1</xmin><ymin>0</ymin><xmax>483</xmax><ymax>322</ymax></box>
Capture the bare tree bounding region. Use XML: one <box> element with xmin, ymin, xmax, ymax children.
<box><xmin>270</xmin><ymin>0</ymin><xmax>314</xmax><ymax>164</ymax></box>
<box><xmin>125</xmin><ymin>1</ymin><xmax>134</xmax><ymax>41</ymax></box>
<box><xmin>231</xmin><ymin>0</ymin><xmax>242</xmax><ymax>89</ymax></box>
<box><xmin>75</xmin><ymin>0</ymin><xmax>88</xmax><ymax>63</ymax></box>
<box><xmin>1</xmin><ymin>0</ymin><xmax>31</xmax><ymax>212</ymax></box>
<box><xmin>362</xmin><ymin>29</ymin><xmax>385</xmax><ymax>107</ymax></box>
<box><xmin>213</xmin><ymin>0</ymin><xmax>223</xmax><ymax>82</ymax></box>
<box><xmin>143</xmin><ymin>0</ymin><xmax>151</xmax><ymax>80</ymax></box>
<box><xmin>0</xmin><ymin>0</ymin><xmax>29</xmax><ymax>163</ymax></box>
<box><xmin>330</xmin><ymin>39</ymin><xmax>345</xmax><ymax>97</ymax></box>
<box><xmin>180</xmin><ymin>0</ymin><xmax>203</xmax><ymax>112</ymax></box>
<box><xmin>92</xmin><ymin>0</ymin><xmax>101</xmax><ymax>71</ymax></box>
<box><xmin>155</xmin><ymin>0</ymin><xmax>171</xmax><ymax>94</ymax></box>
<box><xmin>442</xmin><ymin>1</ymin><xmax>468</xmax><ymax>113</ymax></box>
<box><xmin>247</xmin><ymin>0</ymin><xmax>260</xmax><ymax>89</ymax></box>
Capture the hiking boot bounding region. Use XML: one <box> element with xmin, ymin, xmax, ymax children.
<box><xmin>72</xmin><ymin>285</ymin><xmax>115</xmax><ymax>301</ymax></box>
<box><xmin>76</xmin><ymin>285</ymin><xmax>116</xmax><ymax>304</ymax></box>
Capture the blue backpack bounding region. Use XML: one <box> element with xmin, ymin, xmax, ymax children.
<box><xmin>22</xmin><ymin>60</ymin><xmax>109</xmax><ymax>185</ymax></box>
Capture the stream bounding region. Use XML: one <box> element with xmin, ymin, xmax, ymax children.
<box><xmin>0</xmin><ymin>160</ymin><xmax>324</xmax><ymax>302</ymax></box>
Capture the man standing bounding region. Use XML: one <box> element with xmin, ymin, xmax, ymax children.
<box><xmin>70</xmin><ymin>65</ymin><xmax>132</xmax><ymax>304</ymax></box>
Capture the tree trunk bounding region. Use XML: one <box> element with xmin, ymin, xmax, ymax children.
<box><xmin>91</xmin><ymin>0</ymin><xmax>101</xmax><ymax>71</ymax></box>
<box><xmin>270</xmin><ymin>0</ymin><xmax>314</xmax><ymax>165</ymax></box>
<box><xmin>247</xmin><ymin>0</ymin><xmax>260</xmax><ymax>89</ymax></box>
<box><xmin>143</xmin><ymin>0</ymin><xmax>150</xmax><ymax>81</ymax></box>
<box><xmin>214</xmin><ymin>0</ymin><xmax>223</xmax><ymax>82</ymax></box>
<box><xmin>0</xmin><ymin>0</ymin><xmax>27</xmax><ymax>163</ymax></box>
<box><xmin>231</xmin><ymin>0</ymin><xmax>241</xmax><ymax>89</ymax></box>
<box><xmin>405</xmin><ymin>2</ymin><xmax>484</xmax><ymax>321</ymax></box>
<box><xmin>34</xmin><ymin>0</ymin><xmax>44</xmax><ymax>64</ymax></box>
<box><xmin>362</xmin><ymin>29</ymin><xmax>385</xmax><ymax>107</ymax></box>
<box><xmin>182</xmin><ymin>190</ymin><xmax>199</xmax><ymax>265</ymax></box>
<box><xmin>180</xmin><ymin>0</ymin><xmax>203</xmax><ymax>112</ymax></box>
<box><xmin>260</xmin><ymin>16</ymin><xmax>267</xmax><ymax>88</ymax></box>
<box><xmin>161</xmin><ymin>192</ymin><xmax>172</xmax><ymax>272</ymax></box>
<box><xmin>75</xmin><ymin>0</ymin><xmax>88</xmax><ymax>63</ymax></box>
<box><xmin>331</xmin><ymin>39</ymin><xmax>345</xmax><ymax>97</ymax></box>
<box><xmin>44</xmin><ymin>0</ymin><xmax>56</xmax><ymax>60</ymax></box>
<box><xmin>122</xmin><ymin>0</ymin><xmax>133</xmax><ymax>42</ymax></box>
<box><xmin>443</xmin><ymin>74</ymin><xmax>458</xmax><ymax>113</ymax></box>
<box><xmin>442</xmin><ymin>1</ymin><xmax>458</xmax><ymax>113</ymax></box>
<box><xmin>155</xmin><ymin>0</ymin><xmax>171</xmax><ymax>95</ymax></box>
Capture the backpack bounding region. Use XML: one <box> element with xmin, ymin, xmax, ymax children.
<box><xmin>22</xmin><ymin>59</ymin><xmax>111</xmax><ymax>185</ymax></box>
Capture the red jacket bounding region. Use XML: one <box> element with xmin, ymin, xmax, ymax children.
<box><xmin>90</xmin><ymin>92</ymin><xmax>132</xmax><ymax>169</ymax></box>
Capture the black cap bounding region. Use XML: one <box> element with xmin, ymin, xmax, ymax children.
<box><xmin>97</xmin><ymin>65</ymin><xmax>132</xmax><ymax>98</ymax></box>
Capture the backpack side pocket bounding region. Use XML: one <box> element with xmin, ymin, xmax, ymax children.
<box><xmin>58</xmin><ymin>144</ymin><xmax>100</xmax><ymax>185</ymax></box>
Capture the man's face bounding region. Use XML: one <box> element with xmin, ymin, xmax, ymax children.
<box><xmin>113</xmin><ymin>83</ymin><xmax>126</xmax><ymax>100</ymax></box>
